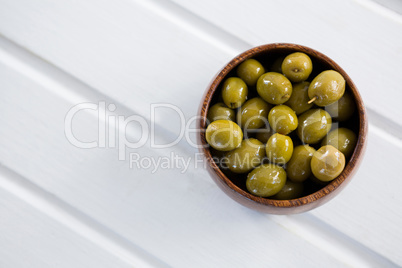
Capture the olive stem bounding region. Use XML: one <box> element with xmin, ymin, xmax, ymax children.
<box><xmin>308</xmin><ymin>96</ymin><xmax>317</xmax><ymax>104</ymax></box>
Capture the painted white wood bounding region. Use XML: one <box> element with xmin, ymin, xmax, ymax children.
<box><xmin>0</xmin><ymin>0</ymin><xmax>401</xmax><ymax>266</ymax></box>
<box><xmin>372</xmin><ymin>0</ymin><xmax>402</xmax><ymax>15</ymax></box>
<box><xmin>0</xmin><ymin>183</ymin><xmax>134</xmax><ymax>268</ymax></box>
<box><xmin>0</xmin><ymin>166</ymin><xmax>171</xmax><ymax>268</ymax></box>
<box><xmin>167</xmin><ymin>0</ymin><xmax>402</xmax><ymax>131</ymax></box>
<box><xmin>0</xmin><ymin>0</ymin><xmax>238</xmax><ymax>147</ymax></box>
<box><xmin>1</xmin><ymin>0</ymin><xmax>401</xmax><ymax>141</ymax></box>
<box><xmin>310</xmin><ymin>123</ymin><xmax>402</xmax><ymax>265</ymax></box>
<box><xmin>0</xmin><ymin>45</ymin><xmax>380</xmax><ymax>268</ymax></box>
<box><xmin>0</xmin><ymin>27</ymin><xmax>401</xmax><ymax>267</ymax></box>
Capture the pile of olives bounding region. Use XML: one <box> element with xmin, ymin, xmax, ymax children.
<box><xmin>205</xmin><ymin>52</ymin><xmax>358</xmax><ymax>200</ymax></box>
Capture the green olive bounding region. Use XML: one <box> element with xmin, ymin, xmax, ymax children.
<box><xmin>255</xmin><ymin>124</ymin><xmax>274</xmax><ymax>144</ymax></box>
<box><xmin>311</xmin><ymin>145</ymin><xmax>346</xmax><ymax>182</ymax></box>
<box><xmin>226</xmin><ymin>138</ymin><xmax>265</xmax><ymax>173</ymax></box>
<box><xmin>281</xmin><ymin>52</ymin><xmax>313</xmax><ymax>82</ymax></box>
<box><xmin>237</xmin><ymin>59</ymin><xmax>265</xmax><ymax>86</ymax></box>
<box><xmin>321</xmin><ymin>128</ymin><xmax>357</xmax><ymax>158</ymax></box>
<box><xmin>272</xmin><ymin>181</ymin><xmax>304</xmax><ymax>200</ymax></box>
<box><xmin>325</xmin><ymin>91</ymin><xmax>355</xmax><ymax>121</ymax></box>
<box><xmin>270</xmin><ymin>56</ymin><xmax>285</xmax><ymax>73</ymax></box>
<box><xmin>257</xmin><ymin>72</ymin><xmax>292</xmax><ymax>105</ymax></box>
<box><xmin>308</xmin><ymin>70</ymin><xmax>345</xmax><ymax>106</ymax></box>
<box><xmin>206</xmin><ymin>120</ymin><xmax>243</xmax><ymax>151</ymax></box>
<box><xmin>246</xmin><ymin>163</ymin><xmax>287</xmax><ymax>197</ymax></box>
<box><xmin>287</xmin><ymin>145</ymin><xmax>316</xmax><ymax>182</ymax></box>
<box><xmin>297</xmin><ymin>109</ymin><xmax>332</xmax><ymax>144</ymax></box>
<box><xmin>284</xmin><ymin>81</ymin><xmax>313</xmax><ymax>115</ymax></box>
<box><xmin>221</xmin><ymin>77</ymin><xmax>248</xmax><ymax>109</ymax></box>
<box><xmin>237</xmin><ymin>97</ymin><xmax>272</xmax><ymax>129</ymax></box>
<box><xmin>207</xmin><ymin>103</ymin><xmax>235</xmax><ymax>123</ymax></box>
<box><xmin>268</xmin><ymin>105</ymin><xmax>298</xmax><ymax>135</ymax></box>
<box><xmin>266</xmin><ymin>133</ymin><xmax>294</xmax><ymax>164</ymax></box>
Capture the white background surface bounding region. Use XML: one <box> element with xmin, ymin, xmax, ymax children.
<box><xmin>0</xmin><ymin>0</ymin><xmax>401</xmax><ymax>267</ymax></box>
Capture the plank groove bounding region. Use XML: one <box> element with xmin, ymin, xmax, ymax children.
<box><xmin>168</xmin><ymin>0</ymin><xmax>402</xmax><ymax>130</ymax></box>
<box><xmin>0</xmin><ymin>0</ymin><xmax>401</xmax><ymax>266</ymax></box>
<box><xmin>0</xmin><ymin>173</ymin><xmax>138</xmax><ymax>268</ymax></box>
<box><xmin>0</xmin><ymin>44</ymin><xmax>357</xmax><ymax>267</ymax></box>
<box><xmin>270</xmin><ymin>214</ymin><xmax>399</xmax><ymax>267</ymax></box>
<box><xmin>0</xmin><ymin>166</ymin><xmax>170</xmax><ymax>268</ymax></box>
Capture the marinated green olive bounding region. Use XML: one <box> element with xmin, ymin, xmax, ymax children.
<box><xmin>246</xmin><ymin>163</ymin><xmax>287</xmax><ymax>197</ymax></box>
<box><xmin>287</xmin><ymin>145</ymin><xmax>316</xmax><ymax>182</ymax></box>
<box><xmin>266</xmin><ymin>133</ymin><xmax>294</xmax><ymax>164</ymax></box>
<box><xmin>237</xmin><ymin>59</ymin><xmax>265</xmax><ymax>86</ymax></box>
<box><xmin>325</xmin><ymin>91</ymin><xmax>355</xmax><ymax>121</ymax></box>
<box><xmin>268</xmin><ymin>105</ymin><xmax>298</xmax><ymax>135</ymax></box>
<box><xmin>308</xmin><ymin>70</ymin><xmax>345</xmax><ymax>106</ymax></box>
<box><xmin>221</xmin><ymin>77</ymin><xmax>248</xmax><ymax>109</ymax></box>
<box><xmin>270</xmin><ymin>56</ymin><xmax>285</xmax><ymax>73</ymax></box>
<box><xmin>272</xmin><ymin>181</ymin><xmax>304</xmax><ymax>200</ymax></box>
<box><xmin>282</xmin><ymin>52</ymin><xmax>313</xmax><ymax>82</ymax></box>
<box><xmin>237</xmin><ymin>97</ymin><xmax>271</xmax><ymax>129</ymax></box>
<box><xmin>284</xmin><ymin>81</ymin><xmax>313</xmax><ymax>115</ymax></box>
<box><xmin>206</xmin><ymin>120</ymin><xmax>243</xmax><ymax>151</ymax></box>
<box><xmin>297</xmin><ymin>109</ymin><xmax>332</xmax><ymax>144</ymax></box>
<box><xmin>208</xmin><ymin>53</ymin><xmax>359</xmax><ymax>199</ymax></box>
<box><xmin>311</xmin><ymin>145</ymin><xmax>346</xmax><ymax>182</ymax></box>
<box><xmin>207</xmin><ymin>102</ymin><xmax>235</xmax><ymax>123</ymax></box>
<box><xmin>257</xmin><ymin>72</ymin><xmax>292</xmax><ymax>105</ymax></box>
<box><xmin>226</xmin><ymin>138</ymin><xmax>265</xmax><ymax>173</ymax></box>
<box><xmin>321</xmin><ymin>128</ymin><xmax>357</xmax><ymax>158</ymax></box>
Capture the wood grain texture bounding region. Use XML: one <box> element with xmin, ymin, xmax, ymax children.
<box><xmin>0</xmin><ymin>0</ymin><xmax>234</xmax><ymax>150</ymax></box>
<box><xmin>0</xmin><ymin>183</ymin><xmax>133</xmax><ymax>268</ymax></box>
<box><xmin>171</xmin><ymin>0</ymin><xmax>402</xmax><ymax>130</ymax></box>
<box><xmin>310</xmin><ymin>127</ymin><xmax>402</xmax><ymax>265</ymax></box>
<box><xmin>0</xmin><ymin>0</ymin><xmax>401</xmax><ymax>266</ymax></box>
<box><xmin>198</xmin><ymin>43</ymin><xmax>368</xmax><ymax>214</ymax></box>
<box><xmin>163</xmin><ymin>0</ymin><xmax>402</xmax><ymax>263</ymax></box>
<box><xmin>0</xmin><ymin>57</ymin><xmax>353</xmax><ymax>267</ymax></box>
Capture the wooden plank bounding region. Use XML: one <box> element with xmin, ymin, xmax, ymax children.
<box><xmin>2</xmin><ymin>0</ymin><xmax>400</xmax><ymax>141</ymax></box>
<box><xmin>0</xmin><ymin>48</ymin><xmax>358</xmax><ymax>267</ymax></box>
<box><xmin>0</xmin><ymin>0</ymin><xmax>400</xmax><ymax>265</ymax></box>
<box><xmin>310</xmin><ymin>124</ymin><xmax>402</xmax><ymax>265</ymax></box>
<box><xmin>0</xmin><ymin>0</ymin><xmax>240</xmax><ymax>145</ymax></box>
<box><xmin>158</xmin><ymin>0</ymin><xmax>402</xmax><ymax>262</ymax></box>
<box><xmin>167</xmin><ymin>0</ymin><xmax>402</xmax><ymax>131</ymax></box>
<box><xmin>0</xmin><ymin>182</ymin><xmax>134</xmax><ymax>268</ymax></box>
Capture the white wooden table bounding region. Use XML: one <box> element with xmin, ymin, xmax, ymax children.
<box><xmin>0</xmin><ymin>0</ymin><xmax>401</xmax><ymax>267</ymax></box>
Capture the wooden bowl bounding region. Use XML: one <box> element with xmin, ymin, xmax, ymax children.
<box><xmin>197</xmin><ymin>43</ymin><xmax>368</xmax><ymax>214</ymax></box>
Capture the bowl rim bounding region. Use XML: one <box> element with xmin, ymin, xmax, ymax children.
<box><xmin>198</xmin><ymin>43</ymin><xmax>368</xmax><ymax>210</ymax></box>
